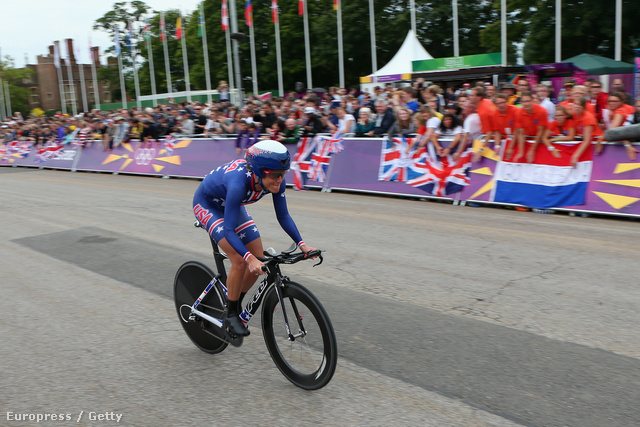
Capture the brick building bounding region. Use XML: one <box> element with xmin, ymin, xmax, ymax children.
<box><xmin>25</xmin><ymin>39</ymin><xmax>114</xmax><ymax>113</ymax></box>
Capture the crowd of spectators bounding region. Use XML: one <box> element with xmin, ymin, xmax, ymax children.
<box><xmin>2</xmin><ymin>78</ymin><xmax>639</xmax><ymax>161</ymax></box>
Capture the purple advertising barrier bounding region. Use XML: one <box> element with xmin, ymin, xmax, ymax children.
<box><xmin>0</xmin><ymin>143</ymin><xmax>79</xmax><ymax>170</ymax></box>
<box><xmin>75</xmin><ymin>138</ymin><xmax>241</xmax><ymax>177</ymax></box>
<box><xmin>325</xmin><ymin>138</ymin><xmax>455</xmax><ymax>199</ymax></box>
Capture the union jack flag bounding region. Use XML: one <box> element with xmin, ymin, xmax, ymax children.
<box><xmin>406</xmin><ymin>142</ymin><xmax>473</xmax><ymax>197</ymax></box>
<box><xmin>308</xmin><ymin>136</ymin><xmax>333</xmax><ymax>182</ymax></box>
<box><xmin>35</xmin><ymin>143</ymin><xmax>64</xmax><ymax>163</ymax></box>
<box><xmin>163</xmin><ymin>135</ymin><xmax>176</xmax><ymax>156</ymax></box>
<box><xmin>291</xmin><ymin>136</ymin><xmax>316</xmax><ymax>190</ymax></box>
<box><xmin>7</xmin><ymin>140</ymin><xmax>33</xmax><ymax>159</ymax></box>
<box><xmin>0</xmin><ymin>144</ymin><xmax>7</xmax><ymax>160</ymax></box>
<box><xmin>377</xmin><ymin>137</ymin><xmax>423</xmax><ymax>182</ymax></box>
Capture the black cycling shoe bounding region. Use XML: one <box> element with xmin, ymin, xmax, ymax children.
<box><xmin>224</xmin><ymin>313</ymin><xmax>250</xmax><ymax>337</ymax></box>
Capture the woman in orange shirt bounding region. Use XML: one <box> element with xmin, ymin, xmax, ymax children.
<box><xmin>571</xmin><ymin>97</ymin><xmax>601</xmax><ymax>167</ymax></box>
<box><xmin>599</xmin><ymin>92</ymin><xmax>639</xmax><ymax>160</ymax></box>
<box><xmin>543</xmin><ymin>105</ymin><xmax>576</xmax><ymax>158</ymax></box>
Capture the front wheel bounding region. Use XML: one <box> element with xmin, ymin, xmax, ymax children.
<box><xmin>261</xmin><ymin>281</ymin><xmax>338</xmax><ymax>390</ymax></box>
<box><xmin>174</xmin><ymin>261</ymin><xmax>228</xmax><ymax>354</ymax></box>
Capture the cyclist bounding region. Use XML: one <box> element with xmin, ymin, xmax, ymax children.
<box><xmin>192</xmin><ymin>140</ymin><xmax>317</xmax><ymax>337</ymax></box>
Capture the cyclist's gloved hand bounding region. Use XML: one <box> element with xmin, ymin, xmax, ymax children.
<box><xmin>247</xmin><ymin>255</ymin><xmax>266</xmax><ymax>275</ymax></box>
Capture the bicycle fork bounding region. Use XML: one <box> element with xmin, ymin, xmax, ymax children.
<box><xmin>273</xmin><ymin>281</ymin><xmax>307</xmax><ymax>342</ymax></box>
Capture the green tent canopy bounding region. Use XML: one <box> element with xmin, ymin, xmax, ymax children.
<box><xmin>562</xmin><ymin>53</ymin><xmax>634</xmax><ymax>75</ymax></box>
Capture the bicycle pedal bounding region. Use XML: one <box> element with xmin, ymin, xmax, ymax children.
<box><xmin>225</xmin><ymin>331</ymin><xmax>244</xmax><ymax>347</ymax></box>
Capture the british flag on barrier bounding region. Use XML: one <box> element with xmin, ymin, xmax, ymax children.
<box><xmin>35</xmin><ymin>143</ymin><xmax>64</xmax><ymax>163</ymax></box>
<box><xmin>308</xmin><ymin>132</ymin><xmax>342</xmax><ymax>182</ymax></box>
<box><xmin>164</xmin><ymin>135</ymin><xmax>176</xmax><ymax>156</ymax></box>
<box><xmin>377</xmin><ymin>136</ymin><xmax>423</xmax><ymax>182</ymax></box>
<box><xmin>291</xmin><ymin>136</ymin><xmax>317</xmax><ymax>190</ymax></box>
<box><xmin>7</xmin><ymin>140</ymin><xmax>33</xmax><ymax>159</ymax></box>
<box><xmin>406</xmin><ymin>142</ymin><xmax>473</xmax><ymax>196</ymax></box>
<box><xmin>0</xmin><ymin>144</ymin><xmax>7</xmax><ymax>160</ymax></box>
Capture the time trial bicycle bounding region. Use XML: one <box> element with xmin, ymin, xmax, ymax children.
<box><xmin>173</xmin><ymin>221</ymin><xmax>338</xmax><ymax>390</ymax></box>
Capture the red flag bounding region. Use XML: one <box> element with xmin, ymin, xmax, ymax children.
<box><xmin>160</xmin><ymin>14</ymin><xmax>166</xmax><ymax>41</ymax></box>
<box><xmin>221</xmin><ymin>0</ymin><xmax>229</xmax><ymax>31</ymax></box>
<box><xmin>299</xmin><ymin>0</ymin><xmax>304</xmax><ymax>16</ymax></box>
<box><xmin>334</xmin><ymin>0</ymin><xmax>339</xmax><ymax>11</ymax></box>
<box><xmin>245</xmin><ymin>0</ymin><xmax>253</xmax><ymax>27</ymax></box>
<box><xmin>271</xmin><ymin>0</ymin><xmax>278</xmax><ymax>24</ymax></box>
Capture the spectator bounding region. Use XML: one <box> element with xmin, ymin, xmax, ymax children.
<box><xmin>599</xmin><ymin>93</ymin><xmax>638</xmax><ymax>160</ymax></box>
<box><xmin>570</xmin><ymin>97</ymin><xmax>602</xmax><ymax>166</ymax></box>
<box><xmin>587</xmin><ymin>79</ymin><xmax>608</xmax><ymax>123</ymax></box>
<box><xmin>301</xmin><ymin>107</ymin><xmax>325</xmax><ymax>137</ymax></box>
<box><xmin>235</xmin><ymin>121</ymin><xmax>260</xmax><ymax>155</ymax></box>
<box><xmin>192</xmin><ymin>105</ymin><xmax>207</xmax><ymax>134</ymax></box>
<box><xmin>254</xmin><ymin>101</ymin><xmax>278</xmax><ymax>131</ymax></box>
<box><xmin>178</xmin><ymin>113</ymin><xmax>195</xmax><ymax>135</ymax></box>
<box><xmin>535</xmin><ymin>84</ymin><xmax>556</xmax><ymax>123</ymax></box>
<box><xmin>140</xmin><ymin>119</ymin><xmax>159</xmax><ymax>148</ymax></box>
<box><xmin>279</xmin><ymin>118</ymin><xmax>303</xmax><ymax>144</ymax></box>
<box><xmin>103</xmin><ymin>119</ymin><xmax>117</xmax><ymax>151</ymax></box>
<box><xmin>432</xmin><ymin>113</ymin><xmax>463</xmax><ymax>157</ymax></box>
<box><xmin>559</xmin><ymin>85</ymin><xmax>596</xmax><ymax>115</ymax></box>
<box><xmin>328</xmin><ymin>107</ymin><xmax>355</xmax><ymax>134</ymax></box>
<box><xmin>512</xmin><ymin>91</ymin><xmax>549</xmax><ymax>163</ymax></box>
<box><xmin>469</xmin><ymin>86</ymin><xmax>498</xmax><ymax>150</ymax></box>
<box><xmin>485</xmin><ymin>84</ymin><xmax>497</xmax><ymax>100</ymax></box>
<box><xmin>392</xmin><ymin>87</ymin><xmax>419</xmax><ymax>113</ymax></box>
<box><xmin>424</xmin><ymin>84</ymin><xmax>446</xmax><ymax>112</ymax></box>
<box><xmin>489</xmin><ymin>94</ymin><xmax>519</xmax><ymax>155</ymax></box>
<box><xmin>500</xmin><ymin>83</ymin><xmax>519</xmax><ymax>105</ymax></box>
<box><xmin>354</xmin><ymin>108</ymin><xmax>375</xmax><ymax>137</ymax></box>
<box><xmin>610</xmin><ymin>78</ymin><xmax>626</xmax><ymax>94</ymax></box>
<box><xmin>543</xmin><ymin>105</ymin><xmax>576</xmax><ymax>158</ymax></box>
<box><xmin>372</xmin><ymin>100</ymin><xmax>396</xmax><ymax>136</ymax></box>
<box><xmin>266</xmin><ymin>119</ymin><xmax>285</xmax><ymax>141</ymax></box>
<box><xmin>204</xmin><ymin>111</ymin><xmax>224</xmax><ymax>137</ymax></box>
<box><xmin>387</xmin><ymin>107</ymin><xmax>416</xmax><ymax>138</ymax></box>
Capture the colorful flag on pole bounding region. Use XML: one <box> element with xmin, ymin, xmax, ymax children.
<box><xmin>126</xmin><ymin>21</ymin><xmax>133</xmax><ymax>50</ymax></box>
<box><xmin>160</xmin><ymin>13</ymin><xmax>166</xmax><ymax>41</ymax></box>
<box><xmin>334</xmin><ymin>0</ymin><xmax>339</xmax><ymax>11</ymax></box>
<box><xmin>143</xmin><ymin>18</ymin><xmax>150</xmax><ymax>47</ymax></box>
<box><xmin>271</xmin><ymin>0</ymin><xmax>278</xmax><ymax>24</ymax></box>
<box><xmin>222</xmin><ymin>0</ymin><xmax>229</xmax><ymax>31</ymax></box>
<box><xmin>198</xmin><ymin>9</ymin><xmax>204</xmax><ymax>37</ymax></box>
<box><xmin>176</xmin><ymin>17</ymin><xmax>183</xmax><ymax>40</ymax></box>
<box><xmin>299</xmin><ymin>0</ymin><xmax>304</xmax><ymax>16</ymax></box>
<box><xmin>245</xmin><ymin>0</ymin><xmax>253</xmax><ymax>27</ymax></box>
<box><xmin>114</xmin><ymin>30</ymin><xmax>121</xmax><ymax>55</ymax></box>
<box><xmin>491</xmin><ymin>139</ymin><xmax>593</xmax><ymax>208</ymax></box>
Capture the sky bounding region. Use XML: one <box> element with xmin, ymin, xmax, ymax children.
<box><xmin>1</xmin><ymin>1</ymin><xmax>203</xmax><ymax>69</ymax></box>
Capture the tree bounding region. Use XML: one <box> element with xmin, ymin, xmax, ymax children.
<box><xmin>0</xmin><ymin>56</ymin><xmax>36</xmax><ymax>118</ymax></box>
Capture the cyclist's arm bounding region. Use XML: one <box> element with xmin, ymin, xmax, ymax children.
<box><xmin>223</xmin><ymin>181</ymin><xmax>254</xmax><ymax>262</ymax></box>
<box><xmin>272</xmin><ymin>181</ymin><xmax>305</xmax><ymax>249</ymax></box>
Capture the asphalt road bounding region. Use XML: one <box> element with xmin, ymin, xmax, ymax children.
<box><xmin>1</xmin><ymin>167</ymin><xmax>639</xmax><ymax>427</ymax></box>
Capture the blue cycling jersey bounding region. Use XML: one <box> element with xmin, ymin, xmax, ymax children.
<box><xmin>193</xmin><ymin>159</ymin><xmax>303</xmax><ymax>261</ymax></box>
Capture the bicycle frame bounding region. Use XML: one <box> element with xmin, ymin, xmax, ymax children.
<box><xmin>185</xmin><ymin>236</ymin><xmax>300</xmax><ymax>339</ymax></box>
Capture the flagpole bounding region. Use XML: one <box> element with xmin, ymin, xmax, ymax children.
<box><xmin>249</xmin><ymin>24</ymin><xmax>258</xmax><ymax>95</ymax></box>
<box><xmin>54</xmin><ymin>41</ymin><xmax>67</xmax><ymax>114</ymax></box>
<box><xmin>303</xmin><ymin>0</ymin><xmax>312</xmax><ymax>89</ymax></box>
<box><xmin>161</xmin><ymin>12</ymin><xmax>173</xmax><ymax>95</ymax></box>
<box><xmin>144</xmin><ymin>23</ymin><xmax>158</xmax><ymax>106</ymax></box>
<box><xmin>5</xmin><ymin>81</ymin><xmax>12</xmax><ymax>118</ymax></box>
<box><xmin>200</xmin><ymin>2</ymin><xmax>212</xmax><ymax>104</ymax></box>
<box><xmin>0</xmin><ymin>79</ymin><xmax>6</xmax><ymax>120</ymax></box>
<box><xmin>452</xmin><ymin>0</ymin><xmax>459</xmax><ymax>57</ymax></box>
<box><xmin>78</xmin><ymin>58</ymin><xmax>88</xmax><ymax>112</ymax></box>
<box><xmin>229</xmin><ymin>0</ymin><xmax>243</xmax><ymax>100</ymax></box>
<box><xmin>615</xmin><ymin>0</ymin><xmax>622</xmax><ymax>61</ymax></box>
<box><xmin>222</xmin><ymin>0</ymin><xmax>235</xmax><ymax>102</ymax></box>
<box><xmin>336</xmin><ymin>0</ymin><xmax>344</xmax><ymax>89</ymax></box>
<box><xmin>410</xmin><ymin>0</ymin><xmax>416</xmax><ymax>34</ymax></box>
<box><xmin>555</xmin><ymin>0</ymin><xmax>561</xmax><ymax>62</ymax></box>
<box><xmin>65</xmin><ymin>44</ymin><xmax>78</xmax><ymax>116</ymax></box>
<box><xmin>501</xmin><ymin>0</ymin><xmax>507</xmax><ymax>66</ymax></box>
<box><xmin>89</xmin><ymin>42</ymin><xmax>101</xmax><ymax>110</ymax></box>
<box><xmin>114</xmin><ymin>29</ymin><xmax>128</xmax><ymax>109</ymax></box>
<box><xmin>368</xmin><ymin>0</ymin><xmax>377</xmax><ymax>75</ymax></box>
<box><xmin>273</xmin><ymin>2</ymin><xmax>284</xmax><ymax>97</ymax></box>
<box><xmin>132</xmin><ymin>53</ymin><xmax>142</xmax><ymax>110</ymax></box>
<box><xmin>179</xmin><ymin>14</ymin><xmax>191</xmax><ymax>102</ymax></box>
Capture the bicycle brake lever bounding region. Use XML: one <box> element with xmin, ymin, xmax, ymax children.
<box><xmin>312</xmin><ymin>253</ymin><xmax>323</xmax><ymax>267</ymax></box>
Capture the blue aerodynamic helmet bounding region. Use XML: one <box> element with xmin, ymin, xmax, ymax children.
<box><xmin>244</xmin><ymin>140</ymin><xmax>291</xmax><ymax>180</ymax></box>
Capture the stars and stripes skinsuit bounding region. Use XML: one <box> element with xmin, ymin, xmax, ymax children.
<box><xmin>192</xmin><ymin>159</ymin><xmax>304</xmax><ymax>262</ymax></box>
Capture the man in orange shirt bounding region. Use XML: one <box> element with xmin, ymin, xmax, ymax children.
<box><xmin>468</xmin><ymin>86</ymin><xmax>498</xmax><ymax>159</ymax></box>
<box><xmin>512</xmin><ymin>91</ymin><xmax>548</xmax><ymax>163</ymax></box>
<box><xmin>489</xmin><ymin>94</ymin><xmax>519</xmax><ymax>154</ymax></box>
<box><xmin>559</xmin><ymin>85</ymin><xmax>596</xmax><ymax>115</ymax></box>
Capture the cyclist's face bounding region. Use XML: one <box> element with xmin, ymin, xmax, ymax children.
<box><xmin>261</xmin><ymin>170</ymin><xmax>287</xmax><ymax>192</ymax></box>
